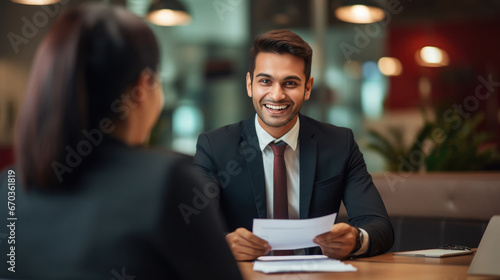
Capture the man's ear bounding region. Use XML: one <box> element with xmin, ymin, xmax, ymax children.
<box><xmin>304</xmin><ymin>76</ymin><xmax>314</xmax><ymax>101</ymax></box>
<box><xmin>246</xmin><ymin>72</ymin><xmax>252</xmax><ymax>98</ymax></box>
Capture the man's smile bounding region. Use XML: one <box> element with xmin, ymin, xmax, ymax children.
<box><xmin>264</xmin><ymin>104</ymin><xmax>289</xmax><ymax>111</ymax></box>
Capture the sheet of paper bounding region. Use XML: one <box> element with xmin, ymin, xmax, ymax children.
<box><xmin>252</xmin><ymin>212</ymin><xmax>337</xmax><ymax>250</ymax></box>
<box><xmin>394</xmin><ymin>249</ymin><xmax>474</xmax><ymax>258</ymax></box>
<box><xmin>258</xmin><ymin>255</ymin><xmax>329</xmax><ymax>261</ymax></box>
<box><xmin>253</xmin><ymin>258</ymin><xmax>357</xmax><ymax>273</ymax></box>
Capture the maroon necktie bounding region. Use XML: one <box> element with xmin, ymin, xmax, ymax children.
<box><xmin>270</xmin><ymin>141</ymin><xmax>294</xmax><ymax>256</ymax></box>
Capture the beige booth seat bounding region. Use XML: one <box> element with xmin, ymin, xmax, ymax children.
<box><xmin>339</xmin><ymin>172</ymin><xmax>500</xmax><ymax>252</ymax></box>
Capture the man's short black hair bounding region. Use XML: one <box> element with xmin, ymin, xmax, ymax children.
<box><xmin>249</xmin><ymin>29</ymin><xmax>313</xmax><ymax>82</ymax></box>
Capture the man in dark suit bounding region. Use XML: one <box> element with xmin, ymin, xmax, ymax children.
<box><xmin>193</xmin><ymin>29</ymin><xmax>393</xmax><ymax>261</ymax></box>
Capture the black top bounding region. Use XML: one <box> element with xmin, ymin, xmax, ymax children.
<box><xmin>0</xmin><ymin>137</ymin><xmax>242</xmax><ymax>279</ymax></box>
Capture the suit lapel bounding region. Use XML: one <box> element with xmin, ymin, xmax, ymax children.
<box><xmin>240</xmin><ymin>116</ymin><xmax>267</xmax><ymax>219</ymax></box>
<box><xmin>298</xmin><ymin>115</ymin><xmax>317</xmax><ymax>219</ymax></box>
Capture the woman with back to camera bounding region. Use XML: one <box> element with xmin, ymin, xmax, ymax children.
<box><xmin>0</xmin><ymin>4</ymin><xmax>241</xmax><ymax>280</ymax></box>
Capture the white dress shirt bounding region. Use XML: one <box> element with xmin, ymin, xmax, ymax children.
<box><xmin>254</xmin><ymin>114</ymin><xmax>369</xmax><ymax>255</ymax></box>
<box><xmin>254</xmin><ymin>115</ymin><xmax>300</xmax><ymax>220</ymax></box>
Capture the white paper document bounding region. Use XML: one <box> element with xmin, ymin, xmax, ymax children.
<box><xmin>394</xmin><ymin>249</ymin><xmax>474</xmax><ymax>258</ymax></box>
<box><xmin>257</xmin><ymin>255</ymin><xmax>329</xmax><ymax>261</ymax></box>
<box><xmin>253</xmin><ymin>255</ymin><xmax>357</xmax><ymax>273</ymax></box>
<box><xmin>252</xmin><ymin>212</ymin><xmax>337</xmax><ymax>250</ymax></box>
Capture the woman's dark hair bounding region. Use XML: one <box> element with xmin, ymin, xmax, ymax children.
<box><xmin>15</xmin><ymin>4</ymin><xmax>160</xmax><ymax>189</ymax></box>
<box><xmin>248</xmin><ymin>29</ymin><xmax>313</xmax><ymax>82</ymax></box>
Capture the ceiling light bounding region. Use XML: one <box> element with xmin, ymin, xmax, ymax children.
<box><xmin>416</xmin><ymin>46</ymin><xmax>449</xmax><ymax>67</ymax></box>
<box><xmin>334</xmin><ymin>1</ymin><xmax>385</xmax><ymax>24</ymax></box>
<box><xmin>11</xmin><ymin>0</ymin><xmax>59</xmax><ymax>5</ymax></box>
<box><xmin>147</xmin><ymin>0</ymin><xmax>191</xmax><ymax>26</ymax></box>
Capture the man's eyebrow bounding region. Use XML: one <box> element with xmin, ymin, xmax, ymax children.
<box><xmin>283</xmin><ymin>75</ymin><xmax>302</xmax><ymax>81</ymax></box>
<box><xmin>255</xmin><ymin>73</ymin><xmax>273</xmax><ymax>79</ymax></box>
<box><xmin>255</xmin><ymin>73</ymin><xmax>302</xmax><ymax>82</ymax></box>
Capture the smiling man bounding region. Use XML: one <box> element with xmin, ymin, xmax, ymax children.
<box><xmin>193</xmin><ymin>29</ymin><xmax>393</xmax><ymax>261</ymax></box>
<box><xmin>249</xmin><ymin>51</ymin><xmax>311</xmax><ymax>138</ymax></box>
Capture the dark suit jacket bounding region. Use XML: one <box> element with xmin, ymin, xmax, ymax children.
<box><xmin>0</xmin><ymin>137</ymin><xmax>242</xmax><ymax>280</ymax></box>
<box><xmin>193</xmin><ymin>114</ymin><xmax>394</xmax><ymax>257</ymax></box>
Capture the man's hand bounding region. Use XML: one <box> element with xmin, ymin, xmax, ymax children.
<box><xmin>225</xmin><ymin>228</ymin><xmax>271</xmax><ymax>261</ymax></box>
<box><xmin>313</xmin><ymin>223</ymin><xmax>358</xmax><ymax>259</ymax></box>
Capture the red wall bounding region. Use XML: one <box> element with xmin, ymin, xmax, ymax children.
<box><xmin>0</xmin><ymin>147</ymin><xmax>14</xmax><ymax>171</ymax></box>
<box><xmin>387</xmin><ymin>18</ymin><xmax>500</xmax><ymax>110</ymax></box>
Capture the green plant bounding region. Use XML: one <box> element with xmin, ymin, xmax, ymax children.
<box><xmin>423</xmin><ymin>110</ymin><xmax>500</xmax><ymax>171</ymax></box>
<box><xmin>366</xmin><ymin>123</ymin><xmax>432</xmax><ymax>172</ymax></box>
<box><xmin>366</xmin><ymin>108</ymin><xmax>500</xmax><ymax>172</ymax></box>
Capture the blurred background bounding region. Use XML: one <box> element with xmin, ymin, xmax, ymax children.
<box><xmin>1</xmin><ymin>0</ymin><xmax>500</xmax><ymax>173</ymax></box>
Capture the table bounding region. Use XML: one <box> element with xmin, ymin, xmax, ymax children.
<box><xmin>237</xmin><ymin>251</ymin><xmax>499</xmax><ymax>279</ymax></box>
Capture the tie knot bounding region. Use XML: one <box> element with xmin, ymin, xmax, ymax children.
<box><xmin>270</xmin><ymin>141</ymin><xmax>287</xmax><ymax>157</ymax></box>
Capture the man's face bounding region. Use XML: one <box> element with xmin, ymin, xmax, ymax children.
<box><xmin>246</xmin><ymin>52</ymin><xmax>313</xmax><ymax>137</ymax></box>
